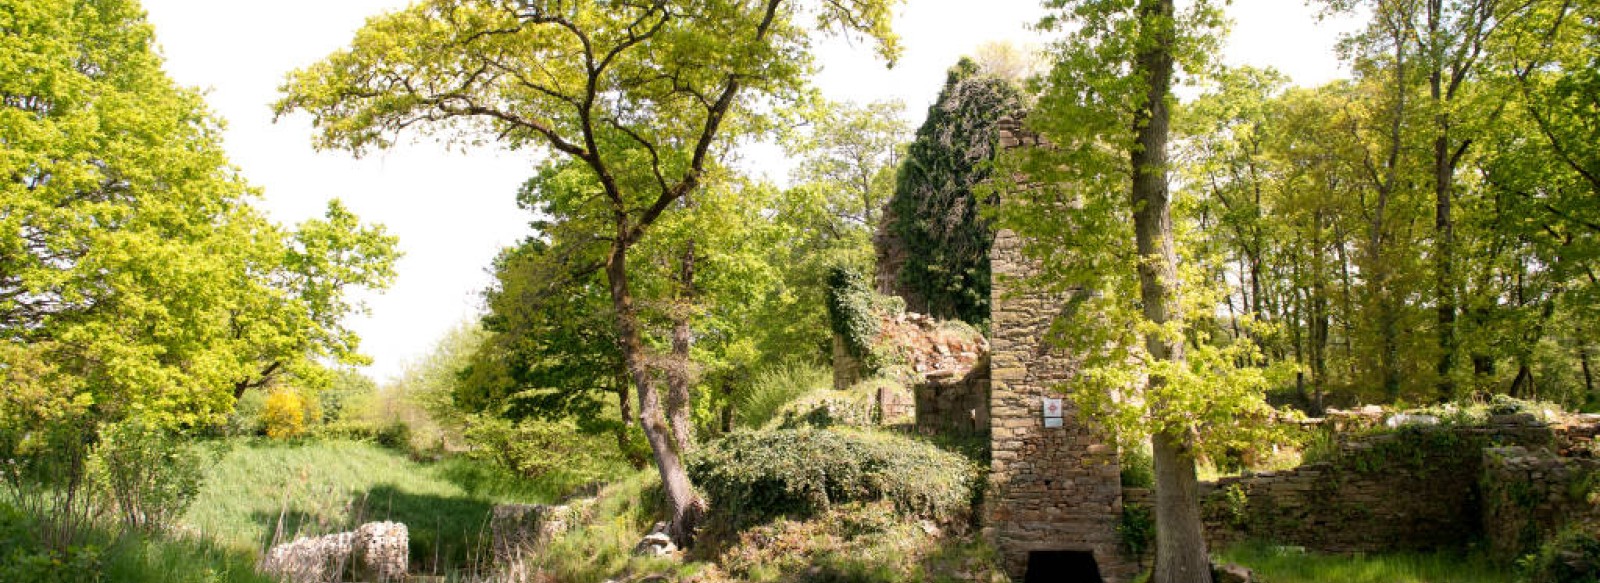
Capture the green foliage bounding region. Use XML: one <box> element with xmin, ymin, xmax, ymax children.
<box><xmin>738</xmin><ymin>362</ymin><xmax>832</xmax><ymax>429</ymax></box>
<box><xmin>706</xmin><ymin>501</ymin><xmax>1003</xmax><ymax>583</ymax></box>
<box><xmin>1518</xmin><ymin>527</ymin><xmax>1600</xmax><ymax>583</ymax></box>
<box><xmin>1</xmin><ymin>0</ymin><xmax>396</xmax><ymax>432</ymax></box>
<box><xmin>826</xmin><ymin>265</ymin><xmax>881</xmax><ymax>362</ymax></box>
<box><xmin>1121</xmin><ymin>447</ymin><xmax>1156</xmax><ymax>489</ymax></box>
<box><xmin>885</xmin><ymin>58</ymin><xmax>1027</xmax><ymax>328</ymax></box>
<box><xmin>1118</xmin><ymin>502</ymin><xmax>1155</xmax><ymax>559</ymax></box>
<box><xmin>1219</xmin><ymin>542</ymin><xmax>1511</xmax><ymax>583</ymax></box>
<box><xmin>459</xmin><ymin>415</ymin><xmax>638</xmax><ymax>486</ymax></box>
<box><xmin>687</xmin><ymin>428</ymin><xmax>978</xmax><ymax>526</ymax></box>
<box><xmin>90</xmin><ymin>418</ymin><xmax>207</xmax><ymax>531</ymax></box>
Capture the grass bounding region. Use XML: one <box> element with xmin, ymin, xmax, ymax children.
<box><xmin>520</xmin><ymin>469</ymin><xmax>702</xmax><ymax>583</ymax></box>
<box><xmin>1218</xmin><ymin>542</ymin><xmax>1515</xmax><ymax>583</ymax></box>
<box><xmin>179</xmin><ymin>437</ymin><xmax>588</xmax><ymax>576</ymax></box>
<box><xmin>0</xmin><ymin>501</ymin><xmax>274</xmax><ymax>583</ymax></box>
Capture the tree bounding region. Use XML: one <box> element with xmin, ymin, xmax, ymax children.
<box><xmin>0</xmin><ymin>0</ymin><xmax>397</xmax><ymax>430</ymax></box>
<box><xmin>1005</xmin><ymin>0</ymin><xmax>1231</xmax><ymax>580</ymax></box>
<box><xmin>1</xmin><ymin>0</ymin><xmax>396</xmax><ymax>548</ymax></box>
<box><xmin>277</xmin><ymin>0</ymin><xmax>898</xmax><ymax>542</ymax></box>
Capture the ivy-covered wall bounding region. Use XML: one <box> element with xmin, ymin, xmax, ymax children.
<box><xmin>876</xmin><ymin>58</ymin><xmax>1027</xmax><ymax>330</ymax></box>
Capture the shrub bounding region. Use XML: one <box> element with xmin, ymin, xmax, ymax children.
<box><xmin>90</xmin><ymin>418</ymin><xmax>207</xmax><ymax>531</ymax></box>
<box><xmin>687</xmin><ymin>428</ymin><xmax>978</xmax><ymax>527</ymax></box>
<box><xmin>227</xmin><ymin>389</ymin><xmax>267</xmax><ymax>436</ymax></box>
<box><xmin>1519</xmin><ymin>527</ymin><xmax>1600</xmax><ymax>583</ymax></box>
<box><xmin>374</xmin><ymin>420</ymin><xmax>412</xmax><ymax>451</ymax></box>
<box><xmin>738</xmin><ymin>362</ymin><xmax>831</xmax><ymax>429</ymax></box>
<box><xmin>261</xmin><ymin>390</ymin><xmax>308</xmax><ymax>440</ymax></box>
<box><xmin>1120</xmin><ymin>447</ymin><xmax>1154</xmax><ymax>488</ymax></box>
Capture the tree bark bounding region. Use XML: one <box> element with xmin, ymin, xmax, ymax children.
<box><xmin>1132</xmin><ymin>1</ymin><xmax>1211</xmax><ymax>580</ymax></box>
<box><xmin>666</xmin><ymin>239</ymin><xmax>697</xmax><ymax>455</ymax></box>
<box><xmin>606</xmin><ymin>240</ymin><xmax>703</xmax><ymax>546</ymax></box>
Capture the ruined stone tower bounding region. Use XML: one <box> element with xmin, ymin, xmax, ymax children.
<box><xmin>982</xmin><ymin>120</ymin><xmax>1137</xmax><ymax>582</ymax></box>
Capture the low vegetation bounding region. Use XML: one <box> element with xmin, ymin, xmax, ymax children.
<box><xmin>688</xmin><ymin>428</ymin><xmax>980</xmax><ymax>529</ymax></box>
<box><xmin>180</xmin><ymin>438</ymin><xmax>592</xmax><ymax>575</ymax></box>
<box><xmin>1217</xmin><ymin>543</ymin><xmax>1512</xmax><ymax>583</ymax></box>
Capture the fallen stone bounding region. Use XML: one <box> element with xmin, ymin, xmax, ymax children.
<box><xmin>1213</xmin><ymin>562</ymin><xmax>1254</xmax><ymax>583</ymax></box>
<box><xmin>353</xmin><ymin>521</ymin><xmax>409</xmax><ymax>582</ymax></box>
<box><xmin>261</xmin><ymin>531</ymin><xmax>353</xmax><ymax>583</ymax></box>
<box><xmin>633</xmin><ymin>521</ymin><xmax>677</xmax><ymax>556</ymax></box>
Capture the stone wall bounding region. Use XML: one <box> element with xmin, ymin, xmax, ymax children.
<box><xmin>1126</xmin><ymin>420</ymin><xmax>1553</xmax><ymax>555</ymax></box>
<box><xmin>915</xmin><ymin>355</ymin><xmax>990</xmax><ymax>435</ymax></box>
<box><xmin>984</xmin><ymin>118</ymin><xmax>1134</xmax><ymax>582</ymax></box>
<box><xmin>1481</xmin><ymin>446</ymin><xmax>1600</xmax><ymax>563</ymax></box>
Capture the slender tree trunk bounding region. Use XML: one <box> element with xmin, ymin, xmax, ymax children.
<box><xmin>1580</xmin><ymin>344</ymin><xmax>1595</xmax><ymax>401</ymax></box>
<box><xmin>1430</xmin><ymin>0</ymin><xmax>1459</xmax><ymax>402</ymax></box>
<box><xmin>666</xmin><ymin>239</ymin><xmax>697</xmax><ymax>455</ymax></box>
<box><xmin>606</xmin><ymin>241</ymin><xmax>703</xmax><ymax>546</ymax></box>
<box><xmin>1133</xmin><ymin>1</ymin><xmax>1211</xmax><ymax>580</ymax></box>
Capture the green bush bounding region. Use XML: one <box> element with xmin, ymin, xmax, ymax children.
<box><xmin>687</xmin><ymin>428</ymin><xmax>978</xmax><ymax>526</ymax></box>
<box><xmin>1120</xmin><ymin>447</ymin><xmax>1154</xmax><ymax>488</ymax></box>
<box><xmin>1518</xmin><ymin>527</ymin><xmax>1600</xmax><ymax>583</ymax></box>
<box><xmin>775</xmin><ymin>388</ymin><xmax>879</xmax><ymax>430</ymax></box>
<box><xmin>374</xmin><ymin>420</ymin><xmax>413</xmax><ymax>451</ymax></box>
<box><xmin>739</xmin><ymin>362</ymin><xmax>832</xmax><ymax>429</ymax></box>
<box><xmin>90</xmin><ymin>418</ymin><xmax>207</xmax><ymax>531</ymax></box>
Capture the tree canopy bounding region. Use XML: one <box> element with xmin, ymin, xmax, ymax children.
<box><xmin>1</xmin><ymin>0</ymin><xmax>398</xmax><ymax>433</ymax></box>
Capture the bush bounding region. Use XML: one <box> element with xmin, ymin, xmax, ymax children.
<box><xmin>261</xmin><ymin>390</ymin><xmax>308</xmax><ymax>440</ymax></box>
<box><xmin>461</xmin><ymin>415</ymin><xmax>637</xmax><ymax>486</ymax></box>
<box><xmin>227</xmin><ymin>389</ymin><xmax>267</xmax><ymax>436</ymax></box>
<box><xmin>1120</xmin><ymin>447</ymin><xmax>1154</xmax><ymax>488</ymax></box>
<box><xmin>1519</xmin><ymin>527</ymin><xmax>1600</xmax><ymax>583</ymax></box>
<box><xmin>687</xmin><ymin>428</ymin><xmax>978</xmax><ymax>527</ymax></box>
<box><xmin>738</xmin><ymin>362</ymin><xmax>831</xmax><ymax>429</ymax></box>
<box><xmin>374</xmin><ymin>420</ymin><xmax>412</xmax><ymax>451</ymax></box>
<box><xmin>90</xmin><ymin>418</ymin><xmax>207</xmax><ymax>531</ymax></box>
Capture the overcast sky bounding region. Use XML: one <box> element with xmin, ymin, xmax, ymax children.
<box><xmin>139</xmin><ymin>0</ymin><xmax>1356</xmax><ymax>382</ymax></box>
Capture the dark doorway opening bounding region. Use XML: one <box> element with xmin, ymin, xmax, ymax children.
<box><xmin>1024</xmin><ymin>550</ymin><xmax>1103</xmax><ymax>583</ymax></box>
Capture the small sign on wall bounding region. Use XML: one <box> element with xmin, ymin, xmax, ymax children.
<box><xmin>1042</xmin><ymin>397</ymin><xmax>1063</xmax><ymax>428</ymax></box>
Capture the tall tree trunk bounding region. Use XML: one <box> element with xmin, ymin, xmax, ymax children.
<box><xmin>1133</xmin><ymin>1</ymin><xmax>1211</xmax><ymax>580</ymax></box>
<box><xmin>606</xmin><ymin>241</ymin><xmax>703</xmax><ymax>546</ymax></box>
<box><xmin>1429</xmin><ymin>0</ymin><xmax>1458</xmax><ymax>403</ymax></box>
<box><xmin>666</xmin><ymin>239</ymin><xmax>697</xmax><ymax>455</ymax></box>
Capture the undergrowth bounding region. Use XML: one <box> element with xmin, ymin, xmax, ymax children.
<box><xmin>1218</xmin><ymin>542</ymin><xmax>1513</xmax><ymax>583</ymax></box>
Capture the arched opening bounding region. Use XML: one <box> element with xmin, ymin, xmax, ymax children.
<box><xmin>1024</xmin><ymin>549</ymin><xmax>1103</xmax><ymax>583</ymax></box>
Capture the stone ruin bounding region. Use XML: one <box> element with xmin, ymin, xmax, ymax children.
<box><xmin>260</xmin><ymin>521</ymin><xmax>408</xmax><ymax>583</ymax></box>
<box><xmin>863</xmin><ymin>116</ymin><xmax>1600</xmax><ymax>581</ymax></box>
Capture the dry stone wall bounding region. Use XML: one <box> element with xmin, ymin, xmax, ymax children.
<box><xmin>915</xmin><ymin>355</ymin><xmax>990</xmax><ymax>434</ymax></box>
<box><xmin>1127</xmin><ymin>420</ymin><xmax>1553</xmax><ymax>556</ymax></box>
<box><xmin>1481</xmin><ymin>445</ymin><xmax>1600</xmax><ymax>563</ymax></box>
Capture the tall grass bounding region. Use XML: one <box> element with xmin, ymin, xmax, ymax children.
<box><xmin>1218</xmin><ymin>542</ymin><xmax>1514</xmax><ymax>583</ymax></box>
<box><xmin>739</xmin><ymin>361</ymin><xmax>832</xmax><ymax>429</ymax></box>
<box><xmin>180</xmin><ymin>438</ymin><xmax>591</xmax><ymax>575</ymax></box>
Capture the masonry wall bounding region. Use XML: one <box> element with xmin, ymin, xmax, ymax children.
<box><xmin>1121</xmin><ymin>420</ymin><xmax>1555</xmax><ymax>558</ymax></box>
<box><xmin>1481</xmin><ymin>445</ymin><xmax>1600</xmax><ymax>563</ymax></box>
<box><xmin>985</xmin><ymin>121</ymin><xmax>1135</xmax><ymax>582</ymax></box>
<box><xmin>915</xmin><ymin>355</ymin><xmax>990</xmax><ymax>435</ymax></box>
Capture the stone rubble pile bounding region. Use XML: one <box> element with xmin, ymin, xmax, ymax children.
<box><xmin>880</xmin><ymin>311</ymin><xmax>988</xmax><ymax>380</ymax></box>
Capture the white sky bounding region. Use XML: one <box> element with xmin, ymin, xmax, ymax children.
<box><xmin>139</xmin><ymin>0</ymin><xmax>1356</xmax><ymax>382</ymax></box>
